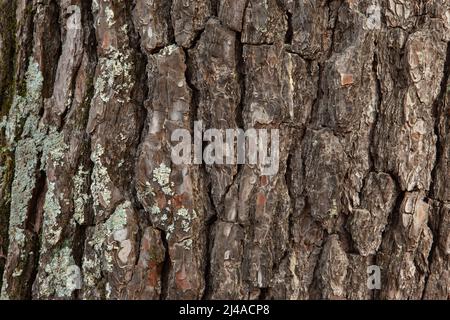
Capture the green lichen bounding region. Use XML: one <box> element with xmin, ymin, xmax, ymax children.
<box><xmin>1</xmin><ymin>56</ymin><xmax>52</xmax><ymax>297</ymax></box>
<box><xmin>175</xmin><ymin>207</ymin><xmax>197</xmax><ymax>233</ymax></box>
<box><xmin>87</xmin><ymin>201</ymin><xmax>130</xmax><ymax>273</ymax></box>
<box><xmin>41</xmin><ymin>130</ymin><xmax>69</xmax><ymax>169</ymax></box>
<box><xmin>105</xmin><ymin>201</ymin><xmax>129</xmax><ymax>233</ymax></box>
<box><xmin>177</xmin><ymin>207</ymin><xmax>190</xmax><ymax>220</ymax></box>
<box><xmin>105</xmin><ymin>282</ymin><xmax>112</xmax><ymax>299</ymax></box>
<box><xmin>41</xmin><ymin>182</ymin><xmax>63</xmax><ymax>248</ymax></box>
<box><xmin>153</xmin><ymin>163</ymin><xmax>171</xmax><ymax>185</ymax></box>
<box><xmin>93</xmin><ymin>48</ymin><xmax>133</xmax><ymax>104</ymax></box>
<box><xmin>5</xmin><ymin>57</ymin><xmax>43</xmax><ymax>145</ymax></box>
<box><xmin>92</xmin><ymin>0</ymin><xmax>99</xmax><ymax>13</ymax></box>
<box><xmin>288</xmin><ymin>251</ymin><xmax>300</xmax><ymax>299</ymax></box>
<box><xmin>7</xmin><ymin>138</ymin><xmax>40</xmax><ymax>250</ymax></box>
<box><xmin>165</xmin><ymin>207</ymin><xmax>197</xmax><ymax>239</ymax></box>
<box><xmin>104</xmin><ymin>6</ymin><xmax>115</xmax><ymax>27</ymax></box>
<box><xmin>72</xmin><ymin>165</ymin><xmax>90</xmax><ymax>225</ymax></box>
<box><xmin>136</xmin><ymin>181</ymin><xmax>155</xmax><ymax>209</ymax></box>
<box><xmin>120</xmin><ymin>24</ymin><xmax>128</xmax><ymax>34</ymax></box>
<box><xmin>5</xmin><ymin>152</ymin><xmax>41</xmax><ymax>262</ymax></box>
<box><xmin>181</xmin><ymin>219</ymin><xmax>190</xmax><ymax>233</ymax></box>
<box><xmin>37</xmin><ymin>246</ymin><xmax>80</xmax><ymax>298</ymax></box>
<box><xmin>160</xmin><ymin>44</ymin><xmax>178</xmax><ymax>57</ymax></box>
<box><xmin>91</xmin><ymin>143</ymin><xmax>112</xmax><ymax>214</ymax></box>
<box><xmin>328</xmin><ymin>199</ymin><xmax>338</xmax><ymax>217</ymax></box>
<box><xmin>182</xmin><ymin>239</ymin><xmax>193</xmax><ymax>250</ymax></box>
<box><xmin>0</xmin><ymin>290</ymin><xmax>9</xmax><ymax>300</ymax></box>
<box><xmin>0</xmin><ymin>8</ymin><xmax>39</xmax><ymax>296</ymax></box>
<box><xmin>151</xmin><ymin>205</ymin><xmax>161</xmax><ymax>215</ymax></box>
<box><xmin>166</xmin><ymin>223</ymin><xmax>175</xmax><ymax>240</ymax></box>
<box><xmin>152</xmin><ymin>163</ymin><xmax>173</xmax><ymax>195</ymax></box>
<box><xmin>82</xmin><ymin>256</ymin><xmax>101</xmax><ymax>287</ymax></box>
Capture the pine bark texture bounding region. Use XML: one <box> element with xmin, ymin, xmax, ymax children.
<box><xmin>0</xmin><ymin>0</ymin><xmax>449</xmax><ymax>300</ymax></box>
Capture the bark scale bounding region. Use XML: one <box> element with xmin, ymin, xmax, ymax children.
<box><xmin>0</xmin><ymin>0</ymin><xmax>449</xmax><ymax>300</ymax></box>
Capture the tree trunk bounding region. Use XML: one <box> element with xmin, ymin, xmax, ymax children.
<box><xmin>0</xmin><ymin>0</ymin><xmax>449</xmax><ymax>300</ymax></box>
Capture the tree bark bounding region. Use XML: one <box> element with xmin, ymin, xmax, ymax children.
<box><xmin>0</xmin><ymin>0</ymin><xmax>449</xmax><ymax>300</ymax></box>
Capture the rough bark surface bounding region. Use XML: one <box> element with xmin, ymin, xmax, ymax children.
<box><xmin>0</xmin><ymin>0</ymin><xmax>449</xmax><ymax>300</ymax></box>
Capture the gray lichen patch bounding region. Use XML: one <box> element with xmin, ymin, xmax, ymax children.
<box><xmin>175</xmin><ymin>207</ymin><xmax>197</xmax><ymax>234</ymax></box>
<box><xmin>41</xmin><ymin>130</ymin><xmax>69</xmax><ymax>170</ymax></box>
<box><xmin>105</xmin><ymin>201</ymin><xmax>130</xmax><ymax>235</ymax></box>
<box><xmin>1</xmin><ymin>56</ymin><xmax>46</xmax><ymax>297</ymax></box>
<box><xmin>3</xmin><ymin>57</ymin><xmax>45</xmax><ymax>241</ymax></box>
<box><xmin>152</xmin><ymin>163</ymin><xmax>173</xmax><ymax>196</ymax></box>
<box><xmin>93</xmin><ymin>48</ymin><xmax>133</xmax><ymax>104</ymax></box>
<box><xmin>81</xmin><ymin>255</ymin><xmax>102</xmax><ymax>288</ymax></box>
<box><xmin>7</xmin><ymin>140</ymin><xmax>39</xmax><ymax>238</ymax></box>
<box><xmin>163</xmin><ymin>207</ymin><xmax>198</xmax><ymax>241</ymax></box>
<box><xmin>72</xmin><ymin>165</ymin><xmax>90</xmax><ymax>225</ymax></box>
<box><xmin>90</xmin><ymin>143</ymin><xmax>112</xmax><ymax>215</ymax></box>
<box><xmin>85</xmin><ymin>201</ymin><xmax>130</xmax><ymax>274</ymax></box>
<box><xmin>5</xmin><ymin>57</ymin><xmax>43</xmax><ymax>145</ymax></box>
<box><xmin>150</xmin><ymin>205</ymin><xmax>161</xmax><ymax>215</ymax></box>
<box><xmin>35</xmin><ymin>246</ymin><xmax>80</xmax><ymax>299</ymax></box>
<box><xmin>139</xmin><ymin>181</ymin><xmax>155</xmax><ymax>199</ymax></box>
<box><xmin>182</xmin><ymin>238</ymin><xmax>193</xmax><ymax>250</ymax></box>
<box><xmin>104</xmin><ymin>6</ymin><xmax>115</xmax><ymax>27</ymax></box>
<box><xmin>41</xmin><ymin>181</ymin><xmax>63</xmax><ymax>248</ymax></box>
<box><xmin>81</xmin><ymin>200</ymin><xmax>137</xmax><ymax>298</ymax></box>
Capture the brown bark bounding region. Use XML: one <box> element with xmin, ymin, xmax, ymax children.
<box><xmin>0</xmin><ymin>0</ymin><xmax>449</xmax><ymax>300</ymax></box>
